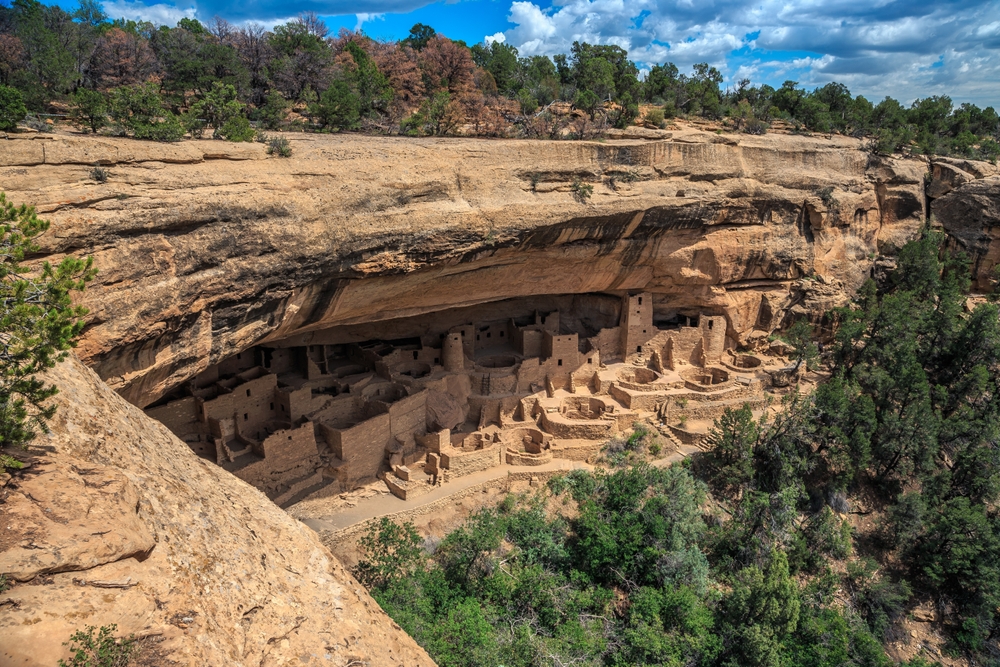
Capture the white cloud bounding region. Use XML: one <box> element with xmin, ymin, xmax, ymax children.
<box><xmin>102</xmin><ymin>0</ymin><xmax>196</xmax><ymax>25</ymax></box>
<box><xmin>492</xmin><ymin>0</ymin><xmax>1000</xmax><ymax>106</ymax></box>
<box><xmin>355</xmin><ymin>12</ymin><xmax>385</xmax><ymax>31</ymax></box>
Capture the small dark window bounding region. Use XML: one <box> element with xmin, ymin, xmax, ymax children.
<box><xmin>637</xmin><ymin>346</ymin><xmax>642</xmax><ymax>353</ymax></box>
<box><xmin>434</xmin><ymin>358</ymin><xmax>440</xmax><ymax>364</ymax></box>
<box><xmin>270</xmin><ymin>402</ymin><xmax>274</xmax><ymax>410</ymax></box>
<box><xmin>236</xmin><ymin>353</ymin><xmax>241</xmax><ymax>360</ymax></box>
<box><xmin>477</xmin><ymin>335</ymin><xmax>481</xmax><ymax>341</ymax></box>
<box><xmin>500</xmin><ymin>331</ymin><xmax>505</xmax><ymax>337</ymax></box>
<box><xmin>281</xmin><ymin>405</ymin><xmax>285</xmax><ymax>412</ymax></box>
<box><xmin>636</xmin><ymin>310</ymin><xmax>641</xmax><ymax>315</ymax></box>
<box><xmin>246</xmin><ymin>389</ymin><xmax>251</xmax><ymax>397</ymax></box>
<box><xmin>558</xmin><ymin>359</ymin><xmax>563</xmax><ymax>366</ymax></box>
<box><xmin>642</xmin><ymin>329</ymin><xmax>646</xmax><ymax>333</ymax></box>
<box><xmin>243</xmin><ymin>413</ymin><xmax>248</xmax><ymax>421</ymax></box>
<box><xmin>487</xmin><ymin>332</ymin><xmax>491</xmax><ymax>338</ymax></box>
<box><xmin>588</xmin><ymin>358</ymin><xmax>593</xmax><ymax>364</ymax></box>
<box><xmin>288</xmin><ymin>435</ymin><xmax>292</xmax><ymax>441</ymax></box>
<box><xmin>708</xmin><ymin>320</ymin><xmax>714</xmax><ymax>330</ymax></box>
<box><xmin>413</xmin><ymin>351</ymin><xmax>419</xmax><ymax>359</ymax></box>
<box><xmin>460</xmin><ymin>331</ymin><xmax>465</xmax><ymax>336</ymax></box>
<box><xmin>638</xmin><ymin>297</ymin><xmax>643</xmax><ymax>305</ymax></box>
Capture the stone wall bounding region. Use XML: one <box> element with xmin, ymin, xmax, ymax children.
<box><xmin>587</xmin><ymin>326</ymin><xmax>624</xmax><ymax>362</ymax></box>
<box><xmin>544</xmin><ymin>332</ymin><xmax>580</xmax><ymax>369</ymax></box>
<box><xmin>311</xmin><ymin>395</ymin><xmax>362</xmax><ymax>427</ymax></box>
<box><xmin>441</xmin><ymin>446</ymin><xmax>503</xmax><ymax>477</ymax></box>
<box><xmin>146</xmin><ymin>396</ymin><xmax>201</xmax><ymax>440</ymax></box>
<box><xmin>609</xmin><ymin>383</ymin><xmax>663</xmax><ymax>411</ymax></box>
<box><xmin>540</xmin><ymin>411</ymin><xmax>617</xmax><ymax>439</ymax></box>
<box><xmin>261</xmin><ymin>422</ymin><xmax>319</xmax><ymax>471</ymax></box>
<box><xmin>473</xmin><ymin>321</ymin><xmax>512</xmax><ymax>350</ymax></box>
<box><xmin>505</xmin><ymin>449</ymin><xmax>553</xmax><ymax>466</ymax></box>
<box><xmin>701</xmin><ymin>315</ymin><xmax>728</xmax><ymax>362</ymax></box>
<box><xmin>389</xmin><ymin>391</ymin><xmax>428</xmax><ymax>443</ymax></box>
<box><xmin>329</xmin><ymin>413</ymin><xmax>391</xmax><ymax>481</ymax></box>
<box><xmin>203</xmin><ymin>373</ymin><xmax>279</xmax><ymax>440</ymax></box>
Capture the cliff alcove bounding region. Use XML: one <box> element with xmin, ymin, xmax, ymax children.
<box><xmin>3</xmin><ymin>126</ymin><xmax>1000</xmax><ymax>667</ymax></box>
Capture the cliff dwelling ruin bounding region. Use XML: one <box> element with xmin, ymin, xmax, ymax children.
<box><xmin>146</xmin><ymin>291</ymin><xmax>794</xmax><ymax>508</ymax></box>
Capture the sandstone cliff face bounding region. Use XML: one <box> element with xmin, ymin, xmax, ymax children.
<box><xmin>0</xmin><ymin>355</ymin><xmax>435</xmax><ymax>667</ymax></box>
<box><xmin>2</xmin><ymin>128</ymin><xmax>926</xmax><ymax>407</ymax></box>
<box><xmin>929</xmin><ymin>157</ymin><xmax>1000</xmax><ymax>290</ymax></box>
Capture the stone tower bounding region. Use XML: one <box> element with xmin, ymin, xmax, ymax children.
<box><xmin>443</xmin><ymin>332</ymin><xmax>465</xmax><ymax>372</ymax></box>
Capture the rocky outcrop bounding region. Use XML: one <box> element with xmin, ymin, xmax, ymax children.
<box><xmin>930</xmin><ymin>156</ymin><xmax>1000</xmax><ymax>290</ymax></box>
<box><xmin>3</xmin><ymin>128</ymin><xmax>927</xmax><ymax>407</ymax></box>
<box><xmin>0</xmin><ymin>354</ymin><xmax>434</xmax><ymax>667</ymax></box>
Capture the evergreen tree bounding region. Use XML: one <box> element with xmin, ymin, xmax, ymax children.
<box><xmin>0</xmin><ymin>194</ymin><xmax>95</xmax><ymax>470</ymax></box>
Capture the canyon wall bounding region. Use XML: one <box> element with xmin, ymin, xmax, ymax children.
<box><xmin>2</xmin><ymin>127</ymin><xmax>928</xmax><ymax>408</ymax></box>
<box><xmin>928</xmin><ymin>157</ymin><xmax>1000</xmax><ymax>290</ymax></box>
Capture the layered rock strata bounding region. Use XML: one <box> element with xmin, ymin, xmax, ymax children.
<box><xmin>2</xmin><ymin>128</ymin><xmax>927</xmax><ymax>408</ymax></box>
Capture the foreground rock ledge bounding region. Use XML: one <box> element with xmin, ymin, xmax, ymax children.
<box><xmin>0</xmin><ymin>354</ymin><xmax>435</xmax><ymax>667</ymax></box>
<box><xmin>3</xmin><ymin>129</ymin><xmax>927</xmax><ymax>408</ymax></box>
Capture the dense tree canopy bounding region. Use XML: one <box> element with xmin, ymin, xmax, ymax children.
<box><xmin>0</xmin><ymin>1</ymin><xmax>996</xmax><ymax>154</ymax></box>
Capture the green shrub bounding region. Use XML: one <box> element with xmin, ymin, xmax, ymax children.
<box><xmin>789</xmin><ymin>507</ymin><xmax>852</xmax><ymax>572</ymax></box>
<box><xmin>215</xmin><ymin>115</ymin><xmax>255</xmax><ymax>142</ymax></box>
<box><xmin>89</xmin><ymin>165</ymin><xmax>108</xmax><ymax>183</ymax></box>
<box><xmin>846</xmin><ymin>558</ymin><xmax>911</xmax><ymax>640</ymax></box>
<box><xmin>516</xmin><ymin>88</ymin><xmax>538</xmax><ymax>115</ymax></box>
<box><xmin>0</xmin><ymin>85</ymin><xmax>26</xmax><ymax>131</ymax></box>
<box><xmin>133</xmin><ymin>113</ymin><xmax>184</xmax><ymax>142</ymax></box>
<box><xmin>70</xmin><ymin>89</ymin><xmax>107</xmax><ymax>134</ymax></box>
<box><xmin>354</xmin><ymin>518</ymin><xmax>424</xmax><ymax>590</ymax></box>
<box><xmin>256</xmin><ymin>90</ymin><xmax>289</xmax><ymax>130</ymax></box>
<box><xmin>400</xmin><ymin>91</ymin><xmax>456</xmax><ymax>137</ymax></box>
<box><xmin>191</xmin><ymin>82</ymin><xmax>245</xmax><ymax>132</ymax></box>
<box><xmin>108</xmin><ymin>83</ymin><xmax>163</xmax><ymax>135</ymax></box>
<box><xmin>570</xmin><ymin>178</ymin><xmax>593</xmax><ymax>202</ymax></box>
<box><xmin>108</xmin><ymin>83</ymin><xmax>182</xmax><ymax>141</ymax></box>
<box><xmin>58</xmin><ymin>624</ymin><xmax>136</xmax><ymax>667</ymax></box>
<box><xmin>979</xmin><ymin>138</ymin><xmax>1000</xmax><ymax>164</ymax></box>
<box><xmin>312</xmin><ymin>79</ymin><xmax>360</xmax><ymax>131</ymax></box>
<box><xmin>266</xmin><ymin>136</ymin><xmax>292</xmax><ymax>157</ymax></box>
<box><xmin>644</xmin><ymin>106</ymin><xmax>666</xmax><ymax>128</ymax></box>
<box><xmin>181</xmin><ymin>111</ymin><xmax>207</xmax><ymax>138</ymax></box>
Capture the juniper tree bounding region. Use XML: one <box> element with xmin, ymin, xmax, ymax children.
<box><xmin>0</xmin><ymin>193</ymin><xmax>95</xmax><ymax>470</ymax></box>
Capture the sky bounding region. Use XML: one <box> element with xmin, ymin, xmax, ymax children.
<box><xmin>60</xmin><ymin>0</ymin><xmax>1000</xmax><ymax>106</ymax></box>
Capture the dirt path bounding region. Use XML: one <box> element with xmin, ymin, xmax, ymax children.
<box><xmin>296</xmin><ymin>445</ymin><xmax>701</xmax><ymax>534</ymax></box>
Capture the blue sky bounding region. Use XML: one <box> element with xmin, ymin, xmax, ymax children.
<box><xmin>64</xmin><ymin>0</ymin><xmax>1000</xmax><ymax>106</ymax></box>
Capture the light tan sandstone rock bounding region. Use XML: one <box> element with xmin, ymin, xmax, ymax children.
<box><xmin>2</xmin><ymin>128</ymin><xmax>928</xmax><ymax>407</ymax></box>
<box><xmin>0</xmin><ymin>355</ymin><xmax>435</xmax><ymax>667</ymax></box>
<box><xmin>933</xmin><ymin>175</ymin><xmax>1000</xmax><ymax>290</ymax></box>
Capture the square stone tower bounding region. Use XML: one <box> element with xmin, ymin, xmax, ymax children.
<box><xmin>620</xmin><ymin>292</ymin><xmax>655</xmax><ymax>357</ymax></box>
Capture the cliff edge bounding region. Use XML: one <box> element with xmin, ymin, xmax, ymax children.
<box><xmin>0</xmin><ymin>354</ymin><xmax>435</xmax><ymax>667</ymax></box>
